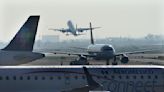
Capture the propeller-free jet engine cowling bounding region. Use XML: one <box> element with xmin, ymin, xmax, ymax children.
<box><xmin>120</xmin><ymin>54</ymin><xmax>129</xmax><ymax>64</ymax></box>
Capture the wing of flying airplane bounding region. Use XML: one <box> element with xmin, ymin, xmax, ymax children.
<box><xmin>49</xmin><ymin>28</ymin><xmax>69</xmax><ymax>33</ymax></box>
<box><xmin>77</xmin><ymin>27</ymin><xmax>101</xmax><ymax>32</ymax></box>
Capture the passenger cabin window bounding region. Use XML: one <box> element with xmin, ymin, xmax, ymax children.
<box><xmin>74</xmin><ymin>76</ymin><xmax>78</xmax><ymax>80</ymax></box>
<box><xmin>148</xmin><ymin>75</ymin><xmax>151</xmax><ymax>79</ymax></box>
<box><xmin>27</xmin><ymin>76</ymin><xmax>30</xmax><ymax>80</ymax></box>
<box><xmin>35</xmin><ymin>76</ymin><xmax>38</xmax><ymax>80</ymax></box>
<box><xmin>126</xmin><ymin>76</ymin><xmax>129</xmax><ymax>79</ymax></box>
<box><xmin>133</xmin><ymin>76</ymin><xmax>136</xmax><ymax>79</ymax></box>
<box><xmin>50</xmin><ymin>76</ymin><xmax>53</xmax><ymax>80</ymax></box>
<box><xmin>155</xmin><ymin>75</ymin><xmax>158</xmax><ymax>79</ymax></box>
<box><xmin>42</xmin><ymin>77</ymin><xmax>45</xmax><ymax>80</ymax></box>
<box><xmin>20</xmin><ymin>76</ymin><xmax>23</xmax><ymax>80</ymax></box>
<box><xmin>141</xmin><ymin>75</ymin><xmax>144</xmax><ymax>79</ymax></box>
<box><xmin>13</xmin><ymin>76</ymin><xmax>16</xmax><ymax>80</ymax></box>
<box><xmin>111</xmin><ymin>75</ymin><xmax>115</xmax><ymax>79</ymax></box>
<box><xmin>6</xmin><ymin>76</ymin><xmax>9</xmax><ymax>80</ymax></box>
<box><xmin>119</xmin><ymin>75</ymin><xmax>122</xmax><ymax>79</ymax></box>
<box><xmin>58</xmin><ymin>76</ymin><xmax>61</xmax><ymax>80</ymax></box>
<box><xmin>0</xmin><ymin>76</ymin><xmax>2</xmax><ymax>80</ymax></box>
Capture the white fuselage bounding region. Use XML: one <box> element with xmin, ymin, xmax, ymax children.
<box><xmin>0</xmin><ymin>65</ymin><xmax>163</xmax><ymax>92</ymax></box>
<box><xmin>67</xmin><ymin>20</ymin><xmax>77</xmax><ymax>35</ymax></box>
<box><xmin>0</xmin><ymin>50</ymin><xmax>44</xmax><ymax>65</ymax></box>
<box><xmin>87</xmin><ymin>44</ymin><xmax>115</xmax><ymax>60</ymax></box>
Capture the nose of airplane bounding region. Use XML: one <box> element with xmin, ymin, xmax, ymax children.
<box><xmin>101</xmin><ymin>45</ymin><xmax>114</xmax><ymax>52</ymax></box>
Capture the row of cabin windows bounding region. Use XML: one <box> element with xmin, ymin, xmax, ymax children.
<box><xmin>97</xmin><ymin>75</ymin><xmax>158</xmax><ymax>80</ymax></box>
<box><xmin>0</xmin><ymin>75</ymin><xmax>158</xmax><ymax>81</ymax></box>
<box><xmin>0</xmin><ymin>76</ymin><xmax>86</xmax><ymax>81</ymax></box>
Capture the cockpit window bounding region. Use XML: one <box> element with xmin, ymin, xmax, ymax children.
<box><xmin>101</xmin><ymin>45</ymin><xmax>113</xmax><ymax>51</ymax></box>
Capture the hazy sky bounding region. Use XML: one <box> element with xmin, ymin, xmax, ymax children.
<box><xmin>0</xmin><ymin>0</ymin><xmax>164</xmax><ymax>42</ymax></box>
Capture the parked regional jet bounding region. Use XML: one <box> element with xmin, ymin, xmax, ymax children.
<box><xmin>49</xmin><ymin>20</ymin><xmax>100</xmax><ymax>36</ymax></box>
<box><xmin>54</xmin><ymin>23</ymin><xmax>152</xmax><ymax>65</ymax></box>
<box><xmin>0</xmin><ymin>16</ymin><xmax>45</xmax><ymax>65</ymax></box>
<box><xmin>0</xmin><ymin>65</ymin><xmax>163</xmax><ymax>92</ymax></box>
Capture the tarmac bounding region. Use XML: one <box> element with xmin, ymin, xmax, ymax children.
<box><xmin>22</xmin><ymin>53</ymin><xmax>164</xmax><ymax>66</ymax></box>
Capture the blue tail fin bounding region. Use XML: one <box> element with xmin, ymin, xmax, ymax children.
<box><xmin>3</xmin><ymin>16</ymin><xmax>40</xmax><ymax>51</ymax></box>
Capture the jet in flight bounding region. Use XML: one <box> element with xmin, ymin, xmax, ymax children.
<box><xmin>0</xmin><ymin>65</ymin><xmax>163</xmax><ymax>92</ymax></box>
<box><xmin>49</xmin><ymin>20</ymin><xmax>100</xmax><ymax>36</ymax></box>
<box><xmin>0</xmin><ymin>16</ymin><xmax>45</xmax><ymax>65</ymax></box>
<box><xmin>54</xmin><ymin>23</ymin><xmax>152</xmax><ymax>65</ymax></box>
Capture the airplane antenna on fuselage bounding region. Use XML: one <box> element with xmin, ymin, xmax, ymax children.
<box><xmin>90</xmin><ymin>22</ymin><xmax>94</xmax><ymax>45</ymax></box>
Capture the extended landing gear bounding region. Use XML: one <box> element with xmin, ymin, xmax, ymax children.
<box><xmin>106</xmin><ymin>59</ymin><xmax>109</xmax><ymax>65</ymax></box>
<box><xmin>70</xmin><ymin>56</ymin><xmax>89</xmax><ymax>65</ymax></box>
<box><xmin>112</xmin><ymin>56</ymin><xmax>118</xmax><ymax>65</ymax></box>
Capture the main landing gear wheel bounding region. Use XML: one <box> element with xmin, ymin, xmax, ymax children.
<box><xmin>112</xmin><ymin>56</ymin><xmax>118</xmax><ymax>65</ymax></box>
<box><xmin>106</xmin><ymin>59</ymin><xmax>109</xmax><ymax>65</ymax></box>
<box><xmin>112</xmin><ymin>62</ymin><xmax>118</xmax><ymax>65</ymax></box>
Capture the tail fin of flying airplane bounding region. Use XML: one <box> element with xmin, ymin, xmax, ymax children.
<box><xmin>3</xmin><ymin>16</ymin><xmax>40</xmax><ymax>51</ymax></box>
<box><xmin>67</xmin><ymin>20</ymin><xmax>76</xmax><ymax>34</ymax></box>
<box><xmin>90</xmin><ymin>22</ymin><xmax>94</xmax><ymax>45</ymax></box>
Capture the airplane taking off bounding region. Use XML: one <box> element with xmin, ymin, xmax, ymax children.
<box><xmin>49</xmin><ymin>20</ymin><xmax>100</xmax><ymax>36</ymax></box>
<box><xmin>0</xmin><ymin>16</ymin><xmax>45</xmax><ymax>65</ymax></box>
<box><xmin>0</xmin><ymin>65</ymin><xmax>163</xmax><ymax>92</ymax></box>
<box><xmin>54</xmin><ymin>23</ymin><xmax>152</xmax><ymax>65</ymax></box>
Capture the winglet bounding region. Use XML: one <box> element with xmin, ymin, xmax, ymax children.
<box><xmin>3</xmin><ymin>16</ymin><xmax>40</xmax><ymax>51</ymax></box>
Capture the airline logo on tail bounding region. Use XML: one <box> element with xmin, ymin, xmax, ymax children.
<box><xmin>3</xmin><ymin>16</ymin><xmax>40</xmax><ymax>51</ymax></box>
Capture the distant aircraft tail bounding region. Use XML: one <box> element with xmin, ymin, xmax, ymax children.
<box><xmin>90</xmin><ymin>22</ymin><xmax>94</xmax><ymax>45</ymax></box>
<box><xmin>3</xmin><ymin>16</ymin><xmax>40</xmax><ymax>51</ymax></box>
<box><xmin>67</xmin><ymin>20</ymin><xmax>76</xmax><ymax>34</ymax></box>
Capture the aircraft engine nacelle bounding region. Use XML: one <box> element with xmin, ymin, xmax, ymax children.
<box><xmin>78</xmin><ymin>30</ymin><xmax>83</xmax><ymax>32</ymax></box>
<box><xmin>120</xmin><ymin>54</ymin><xmax>129</xmax><ymax>64</ymax></box>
